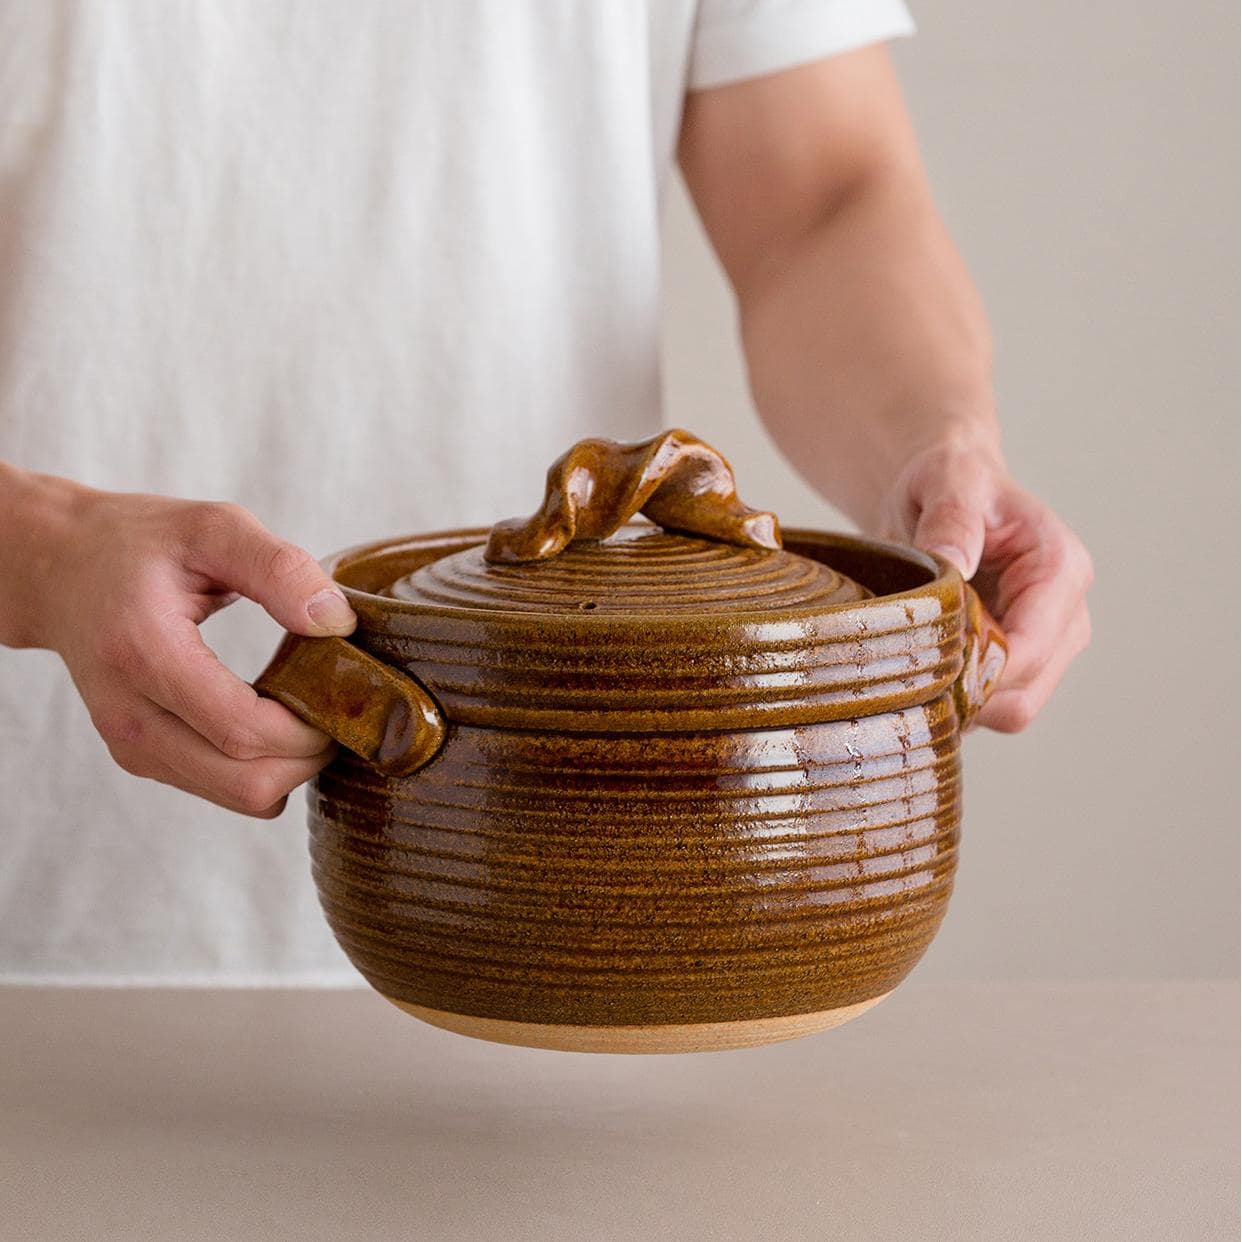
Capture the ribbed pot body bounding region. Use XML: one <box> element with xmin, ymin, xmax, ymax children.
<box><xmin>309</xmin><ymin>694</ymin><xmax>961</xmax><ymax>1028</ymax></box>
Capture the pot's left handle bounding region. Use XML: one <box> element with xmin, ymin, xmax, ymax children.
<box><xmin>254</xmin><ymin>635</ymin><xmax>446</xmax><ymax>777</ymax></box>
<box><xmin>952</xmin><ymin>584</ymin><xmax>1008</xmax><ymax>730</ymax></box>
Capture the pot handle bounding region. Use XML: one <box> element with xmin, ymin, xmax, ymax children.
<box><xmin>254</xmin><ymin>634</ymin><xmax>446</xmax><ymax>777</ymax></box>
<box><xmin>952</xmin><ymin>584</ymin><xmax>1009</xmax><ymax>729</ymax></box>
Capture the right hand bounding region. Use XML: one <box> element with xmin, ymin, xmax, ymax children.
<box><xmin>35</xmin><ymin>486</ymin><xmax>357</xmax><ymax>818</ymax></box>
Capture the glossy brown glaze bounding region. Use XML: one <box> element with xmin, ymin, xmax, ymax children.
<box><xmin>485</xmin><ymin>427</ymin><xmax>781</xmax><ymax>562</ymax></box>
<box><xmin>310</xmin><ymin>696</ymin><xmax>960</xmax><ymax>1028</ymax></box>
<box><xmin>392</xmin><ymin>525</ymin><xmax>870</xmax><ymax>615</ymax></box>
<box><xmin>255</xmin><ymin>634</ymin><xmax>445</xmax><ymax>778</ymax></box>
<box><xmin>954</xmin><ymin>584</ymin><xmax>1009</xmax><ymax>728</ymax></box>
<box><xmin>324</xmin><ymin>527</ymin><xmax>979</xmax><ymax>735</ymax></box>
<box><xmin>254</xmin><ymin>432</ymin><xmax>1006</xmax><ymax>1050</ymax></box>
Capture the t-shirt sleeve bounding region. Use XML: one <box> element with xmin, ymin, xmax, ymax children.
<box><xmin>688</xmin><ymin>0</ymin><xmax>916</xmax><ymax>91</ymax></box>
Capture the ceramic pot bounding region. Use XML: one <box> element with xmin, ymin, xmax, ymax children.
<box><xmin>256</xmin><ymin>430</ymin><xmax>1006</xmax><ymax>1053</ymax></box>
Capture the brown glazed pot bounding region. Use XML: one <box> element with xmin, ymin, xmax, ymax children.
<box><xmin>256</xmin><ymin>430</ymin><xmax>1006</xmax><ymax>1053</ymax></box>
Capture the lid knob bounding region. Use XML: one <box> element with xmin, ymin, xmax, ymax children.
<box><xmin>484</xmin><ymin>429</ymin><xmax>782</xmax><ymax>564</ymax></box>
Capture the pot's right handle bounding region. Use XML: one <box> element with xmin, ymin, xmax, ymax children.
<box><xmin>255</xmin><ymin>634</ymin><xmax>446</xmax><ymax>777</ymax></box>
<box><xmin>952</xmin><ymin>584</ymin><xmax>1008</xmax><ymax>729</ymax></box>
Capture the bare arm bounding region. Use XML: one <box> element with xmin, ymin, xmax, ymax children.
<box><xmin>678</xmin><ymin>46</ymin><xmax>1092</xmax><ymax>730</ymax></box>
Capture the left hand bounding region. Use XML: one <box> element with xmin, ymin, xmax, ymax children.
<box><xmin>876</xmin><ymin>441</ymin><xmax>1093</xmax><ymax>732</ymax></box>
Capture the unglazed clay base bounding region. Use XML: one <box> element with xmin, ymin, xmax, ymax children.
<box><xmin>383</xmin><ymin>992</ymin><xmax>892</xmax><ymax>1054</ymax></box>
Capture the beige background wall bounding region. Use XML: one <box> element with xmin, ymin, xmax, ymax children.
<box><xmin>660</xmin><ymin>1</ymin><xmax>1239</xmax><ymax>979</ymax></box>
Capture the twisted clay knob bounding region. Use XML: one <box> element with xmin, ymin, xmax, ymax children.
<box><xmin>485</xmin><ymin>429</ymin><xmax>782</xmax><ymax>564</ymax></box>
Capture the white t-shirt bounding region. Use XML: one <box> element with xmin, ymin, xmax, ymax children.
<box><xmin>0</xmin><ymin>0</ymin><xmax>913</xmax><ymax>982</ymax></box>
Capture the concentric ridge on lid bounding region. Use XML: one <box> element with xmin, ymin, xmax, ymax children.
<box><xmin>388</xmin><ymin>526</ymin><xmax>871</xmax><ymax>616</ymax></box>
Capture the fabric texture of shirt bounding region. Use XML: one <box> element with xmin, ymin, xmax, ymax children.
<box><xmin>0</xmin><ymin>0</ymin><xmax>914</xmax><ymax>982</ymax></box>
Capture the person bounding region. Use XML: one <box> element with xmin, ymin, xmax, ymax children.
<box><xmin>0</xmin><ymin>3</ymin><xmax>1091</xmax><ymax>980</ymax></box>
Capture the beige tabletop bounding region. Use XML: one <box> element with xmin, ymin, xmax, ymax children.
<box><xmin>1</xmin><ymin>981</ymin><xmax>1236</xmax><ymax>1241</ymax></box>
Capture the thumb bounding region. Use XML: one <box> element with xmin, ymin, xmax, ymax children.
<box><xmin>912</xmin><ymin>493</ymin><xmax>987</xmax><ymax>579</ymax></box>
<box><xmin>184</xmin><ymin>504</ymin><xmax>357</xmax><ymax>637</ymax></box>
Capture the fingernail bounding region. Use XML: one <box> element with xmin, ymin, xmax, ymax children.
<box><xmin>929</xmin><ymin>545</ymin><xmax>970</xmax><ymax>575</ymax></box>
<box><xmin>306</xmin><ymin>587</ymin><xmax>356</xmax><ymax>634</ymax></box>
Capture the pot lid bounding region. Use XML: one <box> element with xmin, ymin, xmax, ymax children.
<box><xmin>386</xmin><ymin>430</ymin><xmax>871</xmax><ymax>615</ymax></box>
<box><xmin>327</xmin><ymin>430</ymin><xmax>980</xmax><ymax>736</ymax></box>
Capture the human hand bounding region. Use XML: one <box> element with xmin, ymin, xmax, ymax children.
<box><xmin>876</xmin><ymin>441</ymin><xmax>1093</xmax><ymax>732</ymax></box>
<box><xmin>33</xmin><ymin>485</ymin><xmax>357</xmax><ymax>816</ymax></box>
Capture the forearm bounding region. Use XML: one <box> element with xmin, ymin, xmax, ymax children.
<box><xmin>677</xmin><ymin>41</ymin><xmax>1087</xmax><ymax>729</ymax></box>
<box><xmin>0</xmin><ymin>462</ymin><xmax>90</xmax><ymax>649</ymax></box>
<box><xmin>738</xmin><ymin>167</ymin><xmax>1002</xmax><ymax>530</ymax></box>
